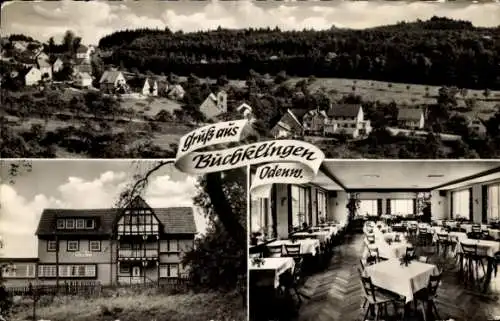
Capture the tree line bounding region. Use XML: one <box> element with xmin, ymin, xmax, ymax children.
<box><xmin>98</xmin><ymin>17</ymin><xmax>500</xmax><ymax>90</ymax></box>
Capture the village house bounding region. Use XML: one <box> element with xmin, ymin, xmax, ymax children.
<box><xmin>0</xmin><ymin>257</ymin><xmax>38</xmax><ymax>288</ymax></box>
<box><xmin>142</xmin><ymin>78</ymin><xmax>158</xmax><ymax>96</ymax></box>
<box><xmin>167</xmin><ymin>84</ymin><xmax>185</xmax><ymax>100</ymax></box>
<box><xmin>270</xmin><ymin>109</ymin><xmax>306</xmax><ymax>138</ymax></box>
<box><xmin>199</xmin><ymin>90</ymin><xmax>228</xmax><ymax>120</ymax></box>
<box><xmin>74</xmin><ymin>58</ymin><xmax>92</xmax><ymax>74</ymax></box>
<box><xmin>21</xmin><ymin>67</ymin><xmax>42</xmax><ymax>86</ymax></box>
<box><xmin>37</xmin><ymin>59</ymin><xmax>52</xmax><ymax>80</ymax></box>
<box><xmin>76</xmin><ymin>44</ymin><xmax>93</xmax><ymax>62</ymax></box>
<box><xmin>467</xmin><ymin>116</ymin><xmax>487</xmax><ymax>137</ymax></box>
<box><xmin>397</xmin><ymin>108</ymin><xmax>425</xmax><ymax>130</ymax></box>
<box><xmin>99</xmin><ymin>70</ymin><xmax>128</xmax><ymax>94</ymax></box>
<box><xmin>325</xmin><ymin>104</ymin><xmax>372</xmax><ymax>138</ymax></box>
<box><xmin>303</xmin><ymin>109</ymin><xmax>328</xmax><ymax>135</ymax></box>
<box><xmin>74</xmin><ymin>72</ymin><xmax>92</xmax><ymax>88</ymax></box>
<box><xmin>52</xmin><ymin>57</ymin><xmax>64</xmax><ymax>73</ymax></box>
<box><xmin>34</xmin><ymin>196</ymin><xmax>196</xmax><ymax>286</ymax></box>
<box><xmin>35</xmin><ymin>52</ymin><xmax>49</xmax><ymax>64</ymax></box>
<box><xmin>237</xmin><ymin>103</ymin><xmax>253</xmax><ymax>118</ymax></box>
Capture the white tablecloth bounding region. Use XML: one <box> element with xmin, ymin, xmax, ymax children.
<box><xmin>249</xmin><ymin>257</ymin><xmax>295</xmax><ymax>288</ymax></box>
<box><xmin>293</xmin><ymin>231</ymin><xmax>330</xmax><ymax>244</ymax></box>
<box><xmin>489</xmin><ymin>229</ymin><xmax>500</xmax><ymax>240</ymax></box>
<box><xmin>461</xmin><ymin>224</ymin><xmax>489</xmax><ymax>233</ymax></box>
<box><xmin>457</xmin><ymin>239</ymin><xmax>500</xmax><ymax>257</ymax></box>
<box><xmin>268</xmin><ymin>239</ymin><xmax>321</xmax><ymax>256</ymax></box>
<box><xmin>365</xmin><ymin>259</ymin><xmax>439</xmax><ymax>303</ymax></box>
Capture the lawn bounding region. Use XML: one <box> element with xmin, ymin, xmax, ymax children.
<box><xmin>287</xmin><ymin>77</ymin><xmax>500</xmax><ymax>118</ymax></box>
<box><xmin>120</xmin><ymin>96</ymin><xmax>182</xmax><ymax>118</ymax></box>
<box><xmin>10</xmin><ymin>291</ymin><xmax>245</xmax><ymax>321</ymax></box>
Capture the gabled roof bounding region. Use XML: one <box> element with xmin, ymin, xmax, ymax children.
<box><xmin>144</xmin><ymin>78</ymin><xmax>157</xmax><ymax>87</ymax></box>
<box><xmin>99</xmin><ymin>70</ymin><xmax>124</xmax><ymax>84</ymax></box>
<box><xmin>76</xmin><ymin>45</ymin><xmax>89</xmax><ymax>53</ymax></box>
<box><xmin>35</xmin><ymin>202</ymin><xmax>197</xmax><ymax>237</ymax></box>
<box><xmin>77</xmin><ymin>72</ymin><xmax>92</xmax><ymax>79</ymax></box>
<box><xmin>288</xmin><ymin>108</ymin><xmax>309</xmax><ymax>121</ymax></box>
<box><xmin>326</xmin><ymin>104</ymin><xmax>361</xmax><ymax>117</ymax></box>
<box><xmin>397</xmin><ymin>108</ymin><xmax>423</xmax><ymax>121</ymax></box>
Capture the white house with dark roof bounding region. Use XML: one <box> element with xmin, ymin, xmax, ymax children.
<box><xmin>199</xmin><ymin>90</ymin><xmax>228</xmax><ymax>120</ymax></box>
<box><xmin>76</xmin><ymin>44</ymin><xmax>93</xmax><ymax>62</ymax></box>
<box><xmin>325</xmin><ymin>104</ymin><xmax>371</xmax><ymax>138</ymax></box>
<box><xmin>35</xmin><ymin>196</ymin><xmax>196</xmax><ymax>286</ymax></box>
<box><xmin>21</xmin><ymin>67</ymin><xmax>42</xmax><ymax>86</ymax></box>
<box><xmin>99</xmin><ymin>70</ymin><xmax>128</xmax><ymax>94</ymax></box>
<box><xmin>270</xmin><ymin>109</ymin><xmax>306</xmax><ymax>138</ymax></box>
<box><xmin>397</xmin><ymin>108</ymin><xmax>425</xmax><ymax>130</ymax></box>
<box><xmin>142</xmin><ymin>78</ymin><xmax>158</xmax><ymax>96</ymax></box>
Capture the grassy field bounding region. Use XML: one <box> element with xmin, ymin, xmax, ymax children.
<box><xmin>11</xmin><ymin>291</ymin><xmax>245</xmax><ymax>321</ymax></box>
<box><xmin>289</xmin><ymin>77</ymin><xmax>500</xmax><ymax>118</ymax></box>
<box><xmin>120</xmin><ymin>96</ymin><xmax>182</xmax><ymax>118</ymax></box>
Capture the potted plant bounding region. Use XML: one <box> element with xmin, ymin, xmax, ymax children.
<box><xmin>346</xmin><ymin>193</ymin><xmax>360</xmax><ymax>232</ymax></box>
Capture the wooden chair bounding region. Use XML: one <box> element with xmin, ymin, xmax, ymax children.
<box><xmin>413</xmin><ymin>274</ymin><xmax>442</xmax><ymax>321</ymax></box>
<box><xmin>460</xmin><ymin>243</ymin><xmax>485</xmax><ymax>286</ymax></box>
<box><xmin>284</xmin><ymin>244</ymin><xmax>301</xmax><ymax>258</ymax></box>
<box><xmin>436</xmin><ymin>233</ymin><xmax>452</xmax><ymax>257</ymax></box>
<box><xmin>360</xmin><ymin>274</ymin><xmax>403</xmax><ymax>321</ymax></box>
<box><xmin>366</xmin><ymin>234</ymin><xmax>376</xmax><ymax>244</ymax></box>
<box><xmin>367</xmin><ymin>247</ymin><xmax>380</xmax><ymax>265</ymax></box>
<box><xmin>406</xmin><ymin>247</ymin><xmax>416</xmax><ymax>260</ymax></box>
<box><xmin>266</xmin><ymin>245</ymin><xmax>283</xmax><ymax>258</ymax></box>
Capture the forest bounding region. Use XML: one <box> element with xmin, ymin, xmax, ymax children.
<box><xmin>98</xmin><ymin>17</ymin><xmax>500</xmax><ymax>90</ymax></box>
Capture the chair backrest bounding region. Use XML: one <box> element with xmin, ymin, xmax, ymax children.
<box><xmin>419</xmin><ymin>227</ymin><xmax>428</xmax><ymax>234</ymax></box>
<box><xmin>360</xmin><ymin>275</ymin><xmax>377</xmax><ymax>302</ymax></box>
<box><xmin>437</xmin><ymin>233</ymin><xmax>449</xmax><ymax>241</ymax></box>
<box><xmin>406</xmin><ymin>247</ymin><xmax>416</xmax><ymax>258</ymax></box>
<box><xmin>427</xmin><ymin>274</ymin><xmax>441</xmax><ymax>297</ymax></box>
<box><xmin>368</xmin><ymin>247</ymin><xmax>379</xmax><ymax>258</ymax></box>
<box><xmin>366</xmin><ymin>235</ymin><xmax>375</xmax><ymax>244</ymax></box>
<box><xmin>460</xmin><ymin>243</ymin><xmax>477</xmax><ymax>255</ymax></box>
<box><xmin>267</xmin><ymin>245</ymin><xmax>283</xmax><ymax>257</ymax></box>
<box><xmin>284</xmin><ymin>244</ymin><xmax>301</xmax><ymax>257</ymax></box>
<box><xmin>472</xmin><ymin>224</ymin><xmax>481</xmax><ymax>233</ymax></box>
<box><xmin>359</xmin><ymin>259</ymin><xmax>366</xmax><ymax>271</ymax></box>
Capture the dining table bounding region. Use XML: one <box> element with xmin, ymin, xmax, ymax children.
<box><xmin>364</xmin><ymin>259</ymin><xmax>440</xmax><ymax>303</ymax></box>
<box><xmin>249</xmin><ymin>257</ymin><xmax>295</xmax><ymax>288</ymax></box>
<box><xmin>457</xmin><ymin>238</ymin><xmax>500</xmax><ymax>292</ymax></box>
<box><xmin>267</xmin><ymin>238</ymin><xmax>321</xmax><ymax>256</ymax></box>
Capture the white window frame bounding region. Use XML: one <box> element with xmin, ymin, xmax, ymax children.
<box><xmin>65</xmin><ymin>219</ymin><xmax>75</xmax><ymax>229</ymax></box>
<box><xmin>76</xmin><ymin>219</ymin><xmax>85</xmax><ymax>229</ymax></box>
<box><xmin>57</xmin><ymin>219</ymin><xmax>65</xmax><ymax>229</ymax></box>
<box><xmin>487</xmin><ymin>183</ymin><xmax>500</xmax><ymax>222</ymax></box>
<box><xmin>85</xmin><ymin>219</ymin><xmax>95</xmax><ymax>229</ymax></box>
<box><xmin>67</xmin><ymin>240</ymin><xmax>79</xmax><ymax>252</ymax></box>
<box><xmin>452</xmin><ymin>189</ymin><xmax>470</xmax><ymax>219</ymax></box>
<box><xmin>89</xmin><ymin>240</ymin><xmax>101</xmax><ymax>251</ymax></box>
<box><xmin>159</xmin><ymin>264</ymin><xmax>179</xmax><ymax>278</ymax></box>
<box><xmin>47</xmin><ymin>240</ymin><xmax>57</xmax><ymax>252</ymax></box>
<box><xmin>38</xmin><ymin>265</ymin><xmax>57</xmax><ymax>277</ymax></box>
<box><xmin>167</xmin><ymin>240</ymin><xmax>179</xmax><ymax>253</ymax></box>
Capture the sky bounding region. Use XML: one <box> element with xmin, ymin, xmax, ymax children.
<box><xmin>1</xmin><ymin>0</ymin><xmax>499</xmax><ymax>45</ymax></box>
<box><xmin>0</xmin><ymin>160</ymin><xmax>208</xmax><ymax>258</ymax></box>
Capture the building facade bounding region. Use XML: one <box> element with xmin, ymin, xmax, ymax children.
<box><xmin>35</xmin><ymin>196</ymin><xmax>196</xmax><ymax>286</ymax></box>
<box><xmin>0</xmin><ymin>258</ymin><xmax>38</xmax><ymax>288</ymax></box>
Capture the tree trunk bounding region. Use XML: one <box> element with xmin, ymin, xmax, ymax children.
<box><xmin>205</xmin><ymin>172</ymin><xmax>246</xmax><ymax>246</ymax></box>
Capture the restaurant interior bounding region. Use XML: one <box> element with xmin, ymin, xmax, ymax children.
<box><xmin>249</xmin><ymin>160</ymin><xmax>500</xmax><ymax>321</ymax></box>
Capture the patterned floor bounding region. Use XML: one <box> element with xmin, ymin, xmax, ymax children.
<box><xmin>294</xmin><ymin>234</ymin><xmax>500</xmax><ymax>321</ymax></box>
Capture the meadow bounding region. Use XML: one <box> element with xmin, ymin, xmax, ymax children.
<box><xmin>10</xmin><ymin>291</ymin><xmax>245</xmax><ymax>321</ymax></box>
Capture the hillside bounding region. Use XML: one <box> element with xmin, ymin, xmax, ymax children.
<box><xmin>98</xmin><ymin>16</ymin><xmax>500</xmax><ymax>90</ymax></box>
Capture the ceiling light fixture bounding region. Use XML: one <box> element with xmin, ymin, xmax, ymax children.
<box><xmin>427</xmin><ymin>174</ymin><xmax>444</xmax><ymax>178</ymax></box>
<box><xmin>362</xmin><ymin>174</ymin><xmax>380</xmax><ymax>178</ymax></box>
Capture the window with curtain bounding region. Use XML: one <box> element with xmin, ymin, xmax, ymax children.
<box><xmin>487</xmin><ymin>183</ymin><xmax>500</xmax><ymax>221</ymax></box>
<box><xmin>452</xmin><ymin>189</ymin><xmax>470</xmax><ymax>218</ymax></box>
<box><xmin>390</xmin><ymin>199</ymin><xmax>414</xmax><ymax>215</ymax></box>
<box><xmin>250</xmin><ymin>196</ymin><xmax>273</xmax><ymax>237</ymax></box>
<box><xmin>317</xmin><ymin>190</ymin><xmax>327</xmax><ymax>222</ymax></box>
<box><xmin>358</xmin><ymin>200</ymin><xmax>378</xmax><ymax>216</ymax></box>
<box><xmin>291</xmin><ymin>186</ymin><xmax>309</xmax><ymax>228</ymax></box>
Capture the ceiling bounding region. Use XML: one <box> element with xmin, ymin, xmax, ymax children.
<box><xmin>311</xmin><ymin>170</ymin><xmax>343</xmax><ymax>190</ymax></box>
<box><xmin>321</xmin><ymin>160</ymin><xmax>500</xmax><ymax>190</ymax></box>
